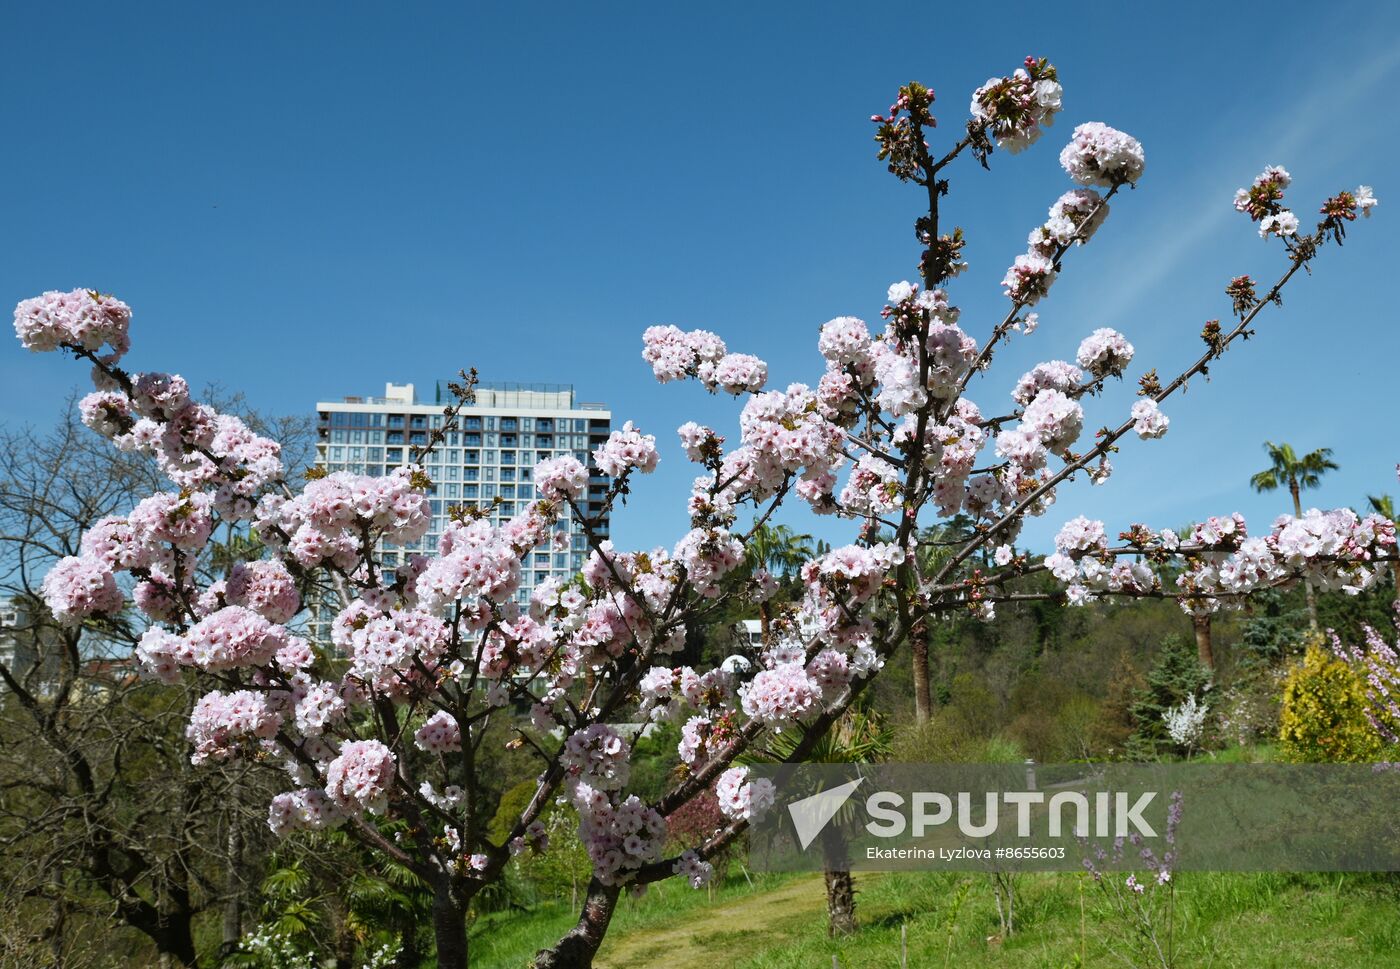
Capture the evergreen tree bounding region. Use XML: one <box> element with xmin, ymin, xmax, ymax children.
<box><xmin>1127</xmin><ymin>635</ymin><xmax>1210</xmax><ymax>758</ymax></box>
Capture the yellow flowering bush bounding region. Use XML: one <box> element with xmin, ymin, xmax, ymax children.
<box><xmin>1279</xmin><ymin>641</ymin><xmax>1386</xmax><ymax>762</ymax></box>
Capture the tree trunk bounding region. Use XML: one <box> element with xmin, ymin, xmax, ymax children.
<box><xmin>823</xmin><ymin>868</ymin><xmax>857</xmax><ymax>937</ymax></box>
<box><xmin>328</xmin><ymin>895</ymin><xmax>355</xmax><ymax>969</ymax></box>
<box><xmin>532</xmin><ymin>878</ymin><xmax>620</xmax><ymax>968</ymax></box>
<box><xmin>1193</xmin><ymin>613</ymin><xmax>1214</xmax><ymax>670</ymax></box>
<box><xmin>822</xmin><ymin>827</ymin><xmax>856</xmax><ymax>937</ymax></box>
<box><xmin>911</xmin><ymin>636</ymin><xmax>932</xmax><ymax>726</ymax></box>
<box><xmin>396</xmin><ymin>914</ymin><xmax>422</xmax><ymax>969</ymax></box>
<box><xmin>48</xmin><ymin>870</ymin><xmax>66</xmax><ymax>968</ymax></box>
<box><xmin>1301</xmin><ymin>568</ymin><xmax>1320</xmax><ymax>631</ymax></box>
<box><xmin>333</xmin><ymin>922</ymin><xmax>355</xmax><ymax>969</ymax></box>
<box><xmin>219</xmin><ymin>819</ymin><xmax>244</xmax><ymax>958</ymax></box>
<box><xmin>154</xmin><ymin>923</ymin><xmax>198</xmax><ymax>969</ymax></box>
<box><xmin>432</xmin><ymin>881</ymin><xmax>469</xmax><ymax>969</ymax></box>
<box><xmin>1291</xmin><ymin>483</ymin><xmax>1319</xmax><ymax>631</ymax></box>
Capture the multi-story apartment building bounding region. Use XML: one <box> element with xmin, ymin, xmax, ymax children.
<box><xmin>0</xmin><ymin>598</ymin><xmax>26</xmax><ymax>691</ymax></box>
<box><xmin>0</xmin><ymin>597</ymin><xmax>60</xmax><ymax>696</ymax></box>
<box><xmin>315</xmin><ymin>382</ymin><xmax>612</xmax><ymax>607</ymax></box>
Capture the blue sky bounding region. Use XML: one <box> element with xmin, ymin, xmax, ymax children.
<box><xmin>3</xmin><ymin>2</ymin><xmax>1397</xmax><ymax>553</ymax></box>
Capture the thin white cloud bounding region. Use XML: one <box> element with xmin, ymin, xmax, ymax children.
<box><xmin>1093</xmin><ymin>41</ymin><xmax>1400</xmax><ymax>322</ymax></box>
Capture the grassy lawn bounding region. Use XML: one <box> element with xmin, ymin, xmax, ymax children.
<box><xmin>471</xmin><ymin>869</ymin><xmax>1400</xmax><ymax>968</ymax></box>
<box><xmin>469</xmin><ymin>871</ymin><xmax>807</xmax><ymax>969</ymax></box>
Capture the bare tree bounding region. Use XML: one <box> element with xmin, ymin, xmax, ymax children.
<box><xmin>0</xmin><ymin>398</ymin><xmax>312</xmax><ymax>967</ymax></box>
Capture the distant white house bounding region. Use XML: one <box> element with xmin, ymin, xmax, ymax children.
<box><xmin>740</xmin><ymin>618</ymin><xmax>762</xmax><ymax>647</ymax></box>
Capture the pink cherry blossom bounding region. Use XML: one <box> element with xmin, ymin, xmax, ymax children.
<box><xmin>41</xmin><ymin>555</ymin><xmax>123</xmax><ymax>624</ymax></box>
<box><xmin>415</xmin><ymin>710</ymin><xmax>463</xmax><ymax>753</ymax></box>
<box><xmin>1060</xmin><ymin>122</ymin><xmax>1146</xmax><ymax>187</ymax></box>
<box><xmin>226</xmin><ymin>558</ymin><xmax>300</xmax><ymax>623</ymax></box>
<box><xmin>325</xmin><ymin>739</ymin><xmax>396</xmax><ymax>814</ymax></box>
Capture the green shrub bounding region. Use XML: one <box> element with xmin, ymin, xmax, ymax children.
<box><xmin>1279</xmin><ymin>642</ymin><xmax>1385</xmax><ymax>762</ymax></box>
<box><xmin>1127</xmin><ymin>635</ymin><xmax>1210</xmax><ymax>759</ymax></box>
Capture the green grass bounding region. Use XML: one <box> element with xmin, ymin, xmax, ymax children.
<box><xmin>1192</xmin><ymin>744</ymin><xmax>1281</xmax><ymax>764</ymax></box>
<box><xmin>469</xmin><ymin>870</ymin><xmax>803</xmax><ymax>969</ymax></box>
<box><xmin>471</xmin><ymin>869</ymin><xmax>1400</xmax><ymax>968</ymax></box>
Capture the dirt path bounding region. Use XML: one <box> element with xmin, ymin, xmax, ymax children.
<box><xmin>595</xmin><ymin>873</ymin><xmax>839</xmax><ymax>969</ymax></box>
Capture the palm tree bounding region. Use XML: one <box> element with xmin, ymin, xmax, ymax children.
<box><xmin>1174</xmin><ymin>525</ymin><xmax>1216</xmax><ymax>670</ymax></box>
<box><xmin>1191</xmin><ymin>609</ymin><xmax>1214</xmax><ymax>671</ymax></box>
<box><xmin>1367</xmin><ymin>494</ymin><xmax>1399</xmax><ymax>600</ymax></box>
<box><xmin>1249</xmin><ymin>442</ymin><xmax>1339</xmax><ymax>630</ymax></box>
<box><xmin>242</xmin><ymin>834</ymin><xmax>431</xmax><ymax>968</ymax></box>
<box><xmin>755</xmin><ymin>707</ymin><xmax>892</xmax><ymax>937</ymax></box>
<box><xmin>744</xmin><ymin>523</ymin><xmax>816</xmax><ymax>638</ymax></box>
<box><xmin>745</xmin><ymin>522</ymin><xmax>816</xmax><ymax>578</ymax></box>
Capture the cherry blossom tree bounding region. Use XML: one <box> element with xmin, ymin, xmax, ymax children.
<box><xmin>10</xmin><ymin>56</ymin><xmax>1394</xmax><ymax>969</ymax></box>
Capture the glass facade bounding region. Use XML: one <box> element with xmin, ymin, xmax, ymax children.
<box><xmin>314</xmin><ymin>384</ymin><xmax>611</xmax><ymax>611</ymax></box>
